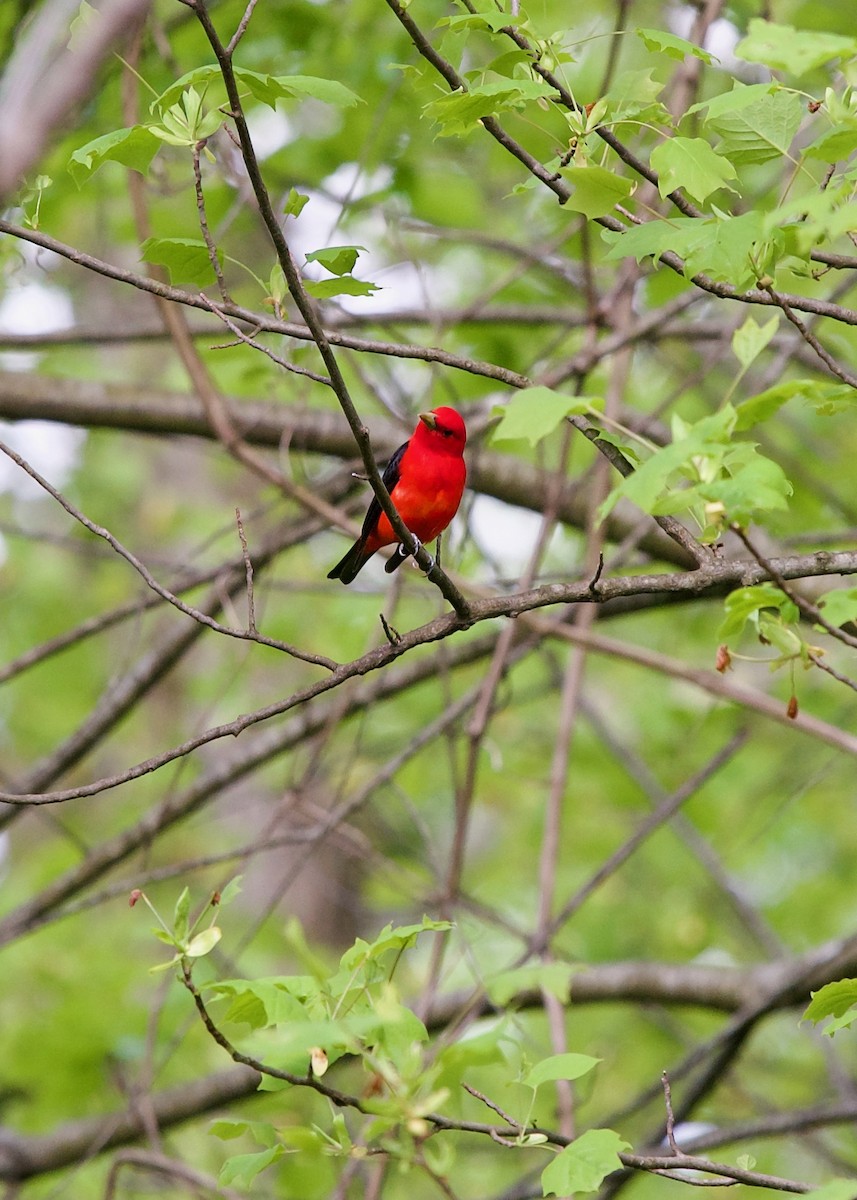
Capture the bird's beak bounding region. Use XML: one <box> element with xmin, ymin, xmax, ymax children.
<box><xmin>419</xmin><ymin>410</ymin><xmax>437</xmax><ymax>429</ymax></box>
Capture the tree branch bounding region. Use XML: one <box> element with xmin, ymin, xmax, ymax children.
<box><xmin>0</xmin><ymin>369</ymin><xmax>696</xmax><ymax>566</ymax></box>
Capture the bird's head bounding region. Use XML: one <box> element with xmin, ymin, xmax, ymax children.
<box><xmin>417</xmin><ymin>406</ymin><xmax>467</xmax><ymax>451</ymax></box>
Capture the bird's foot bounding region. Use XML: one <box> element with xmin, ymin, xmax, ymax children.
<box><xmin>388</xmin><ymin>537</ymin><xmax>435</xmax><ymax>574</ymax></box>
<box><xmin>409</xmin><ymin>537</ymin><xmax>436</xmax><ymax>573</ymax></box>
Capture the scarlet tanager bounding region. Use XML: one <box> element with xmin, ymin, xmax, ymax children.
<box><xmin>328</xmin><ymin>406</ymin><xmax>467</xmax><ymax>584</ymax></box>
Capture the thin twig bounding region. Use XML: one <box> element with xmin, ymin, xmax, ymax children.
<box><xmin>179</xmin><ymin>960</ymin><xmax>816</xmax><ymax>1196</ymax></box>
<box><xmin>186</xmin><ymin>0</ymin><xmax>472</xmax><ymax>618</ymax></box>
<box><xmin>546</xmin><ymin>729</ymin><xmax>748</xmax><ymax>940</ymax></box>
<box><xmin>191</xmin><ymin>142</ymin><xmax>231</xmax><ymax>303</ymax></box>
<box><xmin>0</xmin><ymin>438</ymin><xmax>337</xmax><ymax>670</ymax></box>
<box><xmin>732</xmin><ymin>524</ymin><xmax>857</xmax><ymax>652</ymax></box>
<box><xmin>568</xmin><ymin>412</ymin><xmax>711</xmax><ymax>566</ymax></box>
<box><xmin>235</xmin><ymin>508</ymin><xmax>256</xmax><ymax>633</ymax></box>
<box><xmin>662</xmin><ymin>1071</ymin><xmax>679</xmax><ymax>1154</ymax></box>
<box><xmin>462</xmin><ymin>1083</ymin><xmax>525</xmax><ymax>1134</ymax></box>
<box><xmin>8</xmin><ymin>552</ymin><xmax>857</xmax><ymax>806</ymax></box>
<box><xmin>201</xmin><ymin>293</ymin><xmax>331</xmax><ymax>384</ymax></box>
<box><xmin>225</xmin><ymin>0</ymin><xmax>258</xmax><ymax>55</ymax></box>
<box><xmin>759</xmin><ymin>280</ymin><xmax>857</xmax><ymax>389</ymax></box>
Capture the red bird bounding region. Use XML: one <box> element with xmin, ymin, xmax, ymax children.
<box><xmin>328</xmin><ymin>406</ymin><xmax>467</xmax><ymax>584</ymax></box>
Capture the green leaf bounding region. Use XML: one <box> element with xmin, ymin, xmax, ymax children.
<box><xmin>151</xmin><ymin>66</ymin><xmax>219</xmax><ymax>111</ymax></box>
<box><xmin>598</xmin><ymin>406</ymin><xmax>736</xmax><ymax>521</ymax></box>
<box><xmin>207</xmin><ymin>976</ymin><xmax>323</xmax><ymax>1028</ymax></box>
<box><xmin>650</xmin><ymin>137</ymin><xmax>737</xmax><ymax>203</ymax></box>
<box><xmin>818</xmin><ymin>588</ymin><xmax>857</xmax><ymax>628</ymax></box>
<box><xmin>305</xmin><ymin>276</ymin><xmax>379</xmax><ymax>299</ymax></box>
<box><xmin>218</xmin><ymin>876</ymin><xmax>243</xmax><ymax>907</ymax></box>
<box><xmin>636</xmin><ymin>28</ymin><xmax>715</xmax><ymax>65</ymax></box>
<box><xmin>153</xmin><ymin>66</ymin><xmax>360</xmax><ymax>114</ymax></box>
<box><xmin>602</xmin><ymin>218</ymin><xmax>698</xmax><ymax>268</ymax></box>
<box><xmin>804</xmin><ymin>979</ymin><xmax>857</xmax><ymax>1028</ymax></box>
<box><xmin>186</xmin><ymin>926</ymin><xmax>221</xmax><ymax>957</ymax></box>
<box><xmin>604</xmin><ymin>212</ymin><xmax>770</xmax><ymax>288</ymax></box>
<box><xmin>219</xmin><ymin>1146</ymin><xmax>285</xmax><ymax>1189</ymax></box>
<box><xmin>182</xmin><ymin>85</ymin><xmax>202</xmax><ymax>130</ymax></box>
<box><xmin>19</xmin><ymin>174</ymin><xmax>52</xmax><ymax>229</ymax></box>
<box><xmin>732</xmin><ymin>315</ymin><xmax>779</xmax><ymax>370</ymax></box>
<box><xmin>709</xmin><ymin>89</ymin><xmax>803</xmax><ymax>164</ymax></box>
<box><xmin>734</xmin><ymin>377</ymin><xmax>857</xmax><ymax>426</ymax></box>
<box><xmin>245</xmin><ymin>70</ymin><xmax>361</xmax><ymax>108</ymax></box>
<box><xmin>774</xmin><ymin>379</ymin><xmax>851</xmax><ymax>419</ymax></box>
<box><xmin>149</xmin><ymin>955</ymin><xmax>180</xmax><ymax>974</ymax></box>
<box><xmin>683</xmin><ymin>211</ymin><xmax>766</xmax><ymax>290</ymax></box>
<box><xmin>210</xmin><ymin>1118</ymin><xmax>279</xmax><ymax>1147</ymax></box>
<box><xmin>562</xmin><ymin>165</ymin><xmax>633</xmax><ymax>218</ymax></box>
<box><xmin>481</xmin><ymin>49</ymin><xmax>533</xmax><ymax>77</ymax></box>
<box><xmin>68</xmin><ymin>126</ymin><xmax>160</xmax><ymax>186</ymax></box>
<box><xmin>688</xmin><ymin>82</ymin><xmax>776</xmax><ymax>121</ymax></box>
<box><xmin>542</xmin><ymin>1129</ymin><xmax>629</xmax><ymax>1196</ymax></box>
<box><xmin>492</xmin><ymin>387</ymin><xmax>601</xmax><ymax>446</ymax></box>
<box><xmin>816</xmin><ymin>1010</ymin><xmax>857</xmax><ymax>1038</ymax></box>
<box><xmin>305</xmin><ymin>245</ymin><xmax>366</xmax><ymax>276</ymax></box>
<box><xmin>140</xmin><ymin>237</ymin><xmax>222</xmax><ymax>285</ymax></box>
<box><xmin>69</xmin><ymin>0</ymin><xmax>96</xmax><ymax>44</ymax></box>
<box><xmin>757</xmin><ymin>613</ymin><xmax>802</xmax><ymax>657</ymax></box>
<box><xmin>425</xmin><ymin>78</ymin><xmax>554</xmax><ymax>136</ymax></box>
<box><xmin>734</xmin><ymin>379</ymin><xmax>815</xmax><ymax>430</ymax></box>
<box><xmin>151</xmin><ymin>114</ymin><xmax>193</xmax><ymax>148</ymax></box>
<box><xmin>338</xmin><ymin>918</ymin><xmax>451</xmax><ymax>973</ymax></box>
<box><xmin>210</xmin><ymin>1119</ymin><xmax>252</xmax><ymax>1141</ymax></box>
<box><xmin>372</xmin><ymin>992</ymin><xmax>430</xmax><ymax>1059</ymax></box>
<box><xmin>803</xmin><ymin>124</ymin><xmax>857</xmax><ymax>164</ymax></box>
<box><xmin>256</xmin><ymin>1016</ymin><xmax>363</xmax><ymax>1072</ymax></box>
<box><xmin>718</xmin><ymin>583</ymin><xmax>796</xmax><ymax>640</ymax></box>
<box><xmin>525</xmin><ymin>1053</ymin><xmax>601</xmax><ymax>1088</ymax></box>
<box><xmin>173</xmin><ymin>887</ymin><xmax>190</xmax><ymax>942</ymax></box>
<box><xmin>736</xmin><ymin>20</ymin><xmax>857</xmax><ymax>76</ymax></box>
<box><xmin>267</xmin><ymin>264</ymin><xmax>287</xmax><ymax>305</ymax></box>
<box><xmin>767</xmin><ymin>186</ymin><xmax>857</xmax><ymax>256</ymax></box>
<box><xmin>284</xmin><ymin>188</ymin><xmax>310</xmax><ymax>218</ymax></box>
<box><xmin>599</xmin><ymin>403</ymin><xmax>790</xmax><ymax>534</ymax></box>
<box><xmin>701</xmin><ymin>446</ymin><xmax>792</xmax><ymax>527</ymax></box>
<box><xmin>438</xmin><ymin>9</ymin><xmax>518</xmax><ymax>32</ymax></box>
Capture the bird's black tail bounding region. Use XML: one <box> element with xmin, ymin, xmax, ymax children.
<box><xmin>384</xmin><ymin>544</ymin><xmax>412</xmax><ymax>574</ymax></box>
<box><xmin>327</xmin><ymin>537</ymin><xmax>371</xmax><ymax>585</ymax></box>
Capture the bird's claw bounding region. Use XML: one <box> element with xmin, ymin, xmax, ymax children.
<box><xmin>408</xmin><ymin>536</ymin><xmax>436</xmax><ymax>573</ymax></box>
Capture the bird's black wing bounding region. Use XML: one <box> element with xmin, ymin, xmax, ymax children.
<box><xmin>327</xmin><ymin>438</ymin><xmax>411</xmax><ymax>583</ymax></box>
<box><xmin>358</xmin><ymin>437</ymin><xmax>409</xmax><ymax>539</ymax></box>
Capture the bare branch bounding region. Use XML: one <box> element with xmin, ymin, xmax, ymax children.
<box><xmin>0</xmin><ymin>437</ymin><xmax>337</xmax><ymax>670</ymax></box>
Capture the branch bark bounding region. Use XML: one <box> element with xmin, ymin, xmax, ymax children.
<box><xmin>0</xmin><ymin>369</ymin><xmax>696</xmax><ymax>566</ymax></box>
<box><xmin>3</xmin><ymin>937</ymin><xmax>857</xmax><ymax>1182</ymax></box>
